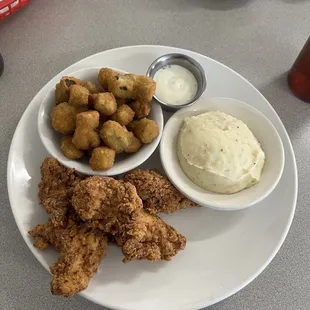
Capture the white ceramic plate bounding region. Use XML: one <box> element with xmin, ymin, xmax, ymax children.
<box><xmin>7</xmin><ymin>45</ymin><xmax>297</xmax><ymax>310</ymax></box>
<box><xmin>161</xmin><ymin>97</ymin><xmax>285</xmax><ymax>210</ymax></box>
<box><xmin>38</xmin><ymin>66</ymin><xmax>163</xmax><ymax>176</ymax></box>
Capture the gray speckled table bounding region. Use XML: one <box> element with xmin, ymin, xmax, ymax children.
<box><xmin>1</xmin><ymin>1</ymin><xmax>310</xmax><ymax>309</ymax></box>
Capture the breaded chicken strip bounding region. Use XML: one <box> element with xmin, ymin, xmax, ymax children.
<box><xmin>29</xmin><ymin>211</ymin><xmax>108</xmax><ymax>297</ymax></box>
<box><xmin>124</xmin><ymin>169</ymin><xmax>197</xmax><ymax>214</ymax></box>
<box><xmin>38</xmin><ymin>158</ymin><xmax>83</xmax><ymax>226</ymax></box>
<box><xmin>72</xmin><ymin>176</ymin><xmax>186</xmax><ymax>263</ymax></box>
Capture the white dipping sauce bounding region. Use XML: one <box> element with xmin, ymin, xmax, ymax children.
<box><xmin>153</xmin><ymin>65</ymin><xmax>198</xmax><ymax>105</ymax></box>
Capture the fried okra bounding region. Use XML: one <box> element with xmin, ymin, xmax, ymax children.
<box><xmin>68</xmin><ymin>85</ymin><xmax>90</xmax><ymax>107</ymax></box>
<box><xmin>126</xmin><ymin>120</ymin><xmax>139</xmax><ymax>132</ymax></box>
<box><xmin>110</xmin><ymin>104</ymin><xmax>135</xmax><ymax>126</ymax></box>
<box><xmin>98</xmin><ymin>68</ymin><xmax>120</xmax><ymax>90</ymax></box>
<box><xmin>90</xmin><ymin>146</ymin><xmax>116</xmax><ymax>170</ymax></box>
<box><xmin>72</xmin><ymin>111</ymin><xmax>101</xmax><ymax>150</ymax></box>
<box><xmin>51</xmin><ymin>102</ymin><xmax>78</xmax><ymax>135</ymax></box>
<box><xmin>83</xmin><ymin>81</ymin><xmax>100</xmax><ymax>94</ymax></box>
<box><xmin>130</xmin><ymin>100</ymin><xmax>151</xmax><ymax>119</ymax></box>
<box><xmin>60</xmin><ymin>136</ymin><xmax>84</xmax><ymax>159</ymax></box>
<box><xmin>100</xmin><ymin>120</ymin><xmax>130</xmax><ymax>153</ymax></box>
<box><xmin>125</xmin><ymin>132</ymin><xmax>142</xmax><ymax>153</ymax></box>
<box><xmin>55</xmin><ymin>77</ymin><xmax>81</xmax><ymax>104</ymax></box>
<box><xmin>98</xmin><ymin>68</ymin><xmax>156</xmax><ymax>102</ymax></box>
<box><xmin>116</xmin><ymin>98</ymin><xmax>131</xmax><ymax>107</ymax></box>
<box><xmin>133</xmin><ymin>75</ymin><xmax>156</xmax><ymax>102</ymax></box>
<box><xmin>133</xmin><ymin>118</ymin><xmax>159</xmax><ymax>144</ymax></box>
<box><xmin>93</xmin><ymin>93</ymin><xmax>117</xmax><ymax>116</ymax></box>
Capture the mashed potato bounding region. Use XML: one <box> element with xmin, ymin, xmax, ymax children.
<box><xmin>177</xmin><ymin>111</ymin><xmax>265</xmax><ymax>194</ymax></box>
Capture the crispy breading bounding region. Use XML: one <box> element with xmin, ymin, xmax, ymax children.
<box><xmin>100</xmin><ymin>120</ymin><xmax>130</xmax><ymax>153</ymax></box>
<box><xmin>132</xmin><ymin>118</ymin><xmax>159</xmax><ymax>144</ymax></box>
<box><xmin>38</xmin><ymin>158</ymin><xmax>83</xmax><ymax>226</ymax></box>
<box><xmin>60</xmin><ymin>136</ymin><xmax>84</xmax><ymax>160</ymax></box>
<box><xmin>55</xmin><ymin>77</ymin><xmax>81</xmax><ymax>104</ymax></box>
<box><xmin>124</xmin><ymin>169</ymin><xmax>197</xmax><ymax>214</ymax></box>
<box><xmin>51</xmin><ymin>102</ymin><xmax>78</xmax><ymax>135</ymax></box>
<box><xmin>110</xmin><ymin>104</ymin><xmax>135</xmax><ymax>126</ymax></box>
<box><xmin>124</xmin><ymin>132</ymin><xmax>142</xmax><ymax>153</ymax></box>
<box><xmin>29</xmin><ymin>212</ymin><xmax>107</xmax><ymax>297</ymax></box>
<box><xmin>98</xmin><ymin>68</ymin><xmax>156</xmax><ymax>102</ymax></box>
<box><xmin>72</xmin><ymin>176</ymin><xmax>186</xmax><ymax>263</ymax></box>
<box><xmin>72</xmin><ymin>111</ymin><xmax>101</xmax><ymax>150</ymax></box>
<box><xmin>129</xmin><ymin>100</ymin><xmax>151</xmax><ymax>119</ymax></box>
<box><xmin>89</xmin><ymin>146</ymin><xmax>116</xmax><ymax>171</ymax></box>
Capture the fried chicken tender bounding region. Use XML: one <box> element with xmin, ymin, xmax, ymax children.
<box><xmin>90</xmin><ymin>146</ymin><xmax>116</xmax><ymax>170</ymax></box>
<box><xmin>38</xmin><ymin>158</ymin><xmax>83</xmax><ymax>226</ymax></box>
<box><xmin>93</xmin><ymin>92</ymin><xmax>117</xmax><ymax>116</ymax></box>
<box><xmin>83</xmin><ymin>81</ymin><xmax>100</xmax><ymax>94</ymax></box>
<box><xmin>55</xmin><ymin>77</ymin><xmax>81</xmax><ymax>104</ymax></box>
<box><xmin>29</xmin><ymin>213</ymin><xmax>108</xmax><ymax>297</ymax></box>
<box><xmin>71</xmin><ymin>176</ymin><xmax>186</xmax><ymax>263</ymax></box>
<box><xmin>110</xmin><ymin>104</ymin><xmax>135</xmax><ymax>126</ymax></box>
<box><xmin>51</xmin><ymin>102</ymin><xmax>78</xmax><ymax>135</ymax></box>
<box><xmin>72</xmin><ymin>111</ymin><xmax>101</xmax><ymax>150</ymax></box>
<box><xmin>98</xmin><ymin>68</ymin><xmax>156</xmax><ymax>102</ymax></box>
<box><xmin>68</xmin><ymin>85</ymin><xmax>90</xmax><ymax>107</ymax></box>
<box><xmin>133</xmin><ymin>118</ymin><xmax>159</xmax><ymax>143</ymax></box>
<box><xmin>100</xmin><ymin>120</ymin><xmax>130</xmax><ymax>153</ymax></box>
<box><xmin>130</xmin><ymin>100</ymin><xmax>151</xmax><ymax>119</ymax></box>
<box><xmin>124</xmin><ymin>169</ymin><xmax>197</xmax><ymax>214</ymax></box>
<box><xmin>60</xmin><ymin>136</ymin><xmax>84</xmax><ymax>159</ymax></box>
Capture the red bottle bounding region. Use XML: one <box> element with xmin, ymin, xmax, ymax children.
<box><xmin>288</xmin><ymin>37</ymin><xmax>310</xmax><ymax>103</ymax></box>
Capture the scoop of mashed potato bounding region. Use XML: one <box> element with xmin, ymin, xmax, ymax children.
<box><xmin>177</xmin><ymin>111</ymin><xmax>265</xmax><ymax>194</ymax></box>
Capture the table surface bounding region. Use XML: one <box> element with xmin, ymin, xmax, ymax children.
<box><xmin>1</xmin><ymin>1</ymin><xmax>310</xmax><ymax>309</ymax></box>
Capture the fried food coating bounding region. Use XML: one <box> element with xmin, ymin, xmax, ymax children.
<box><xmin>72</xmin><ymin>176</ymin><xmax>186</xmax><ymax>263</ymax></box>
<box><xmin>55</xmin><ymin>77</ymin><xmax>81</xmax><ymax>104</ymax></box>
<box><xmin>98</xmin><ymin>68</ymin><xmax>156</xmax><ymax>102</ymax></box>
<box><xmin>68</xmin><ymin>85</ymin><xmax>90</xmax><ymax>107</ymax></box>
<box><xmin>98</xmin><ymin>68</ymin><xmax>119</xmax><ymax>90</ymax></box>
<box><xmin>116</xmin><ymin>98</ymin><xmax>132</xmax><ymax>107</ymax></box>
<box><xmin>29</xmin><ymin>213</ymin><xmax>108</xmax><ymax>297</ymax></box>
<box><xmin>72</xmin><ymin>111</ymin><xmax>101</xmax><ymax>150</ymax></box>
<box><xmin>110</xmin><ymin>104</ymin><xmax>135</xmax><ymax>126</ymax></box>
<box><xmin>60</xmin><ymin>136</ymin><xmax>84</xmax><ymax>159</ymax></box>
<box><xmin>90</xmin><ymin>146</ymin><xmax>116</xmax><ymax>170</ymax></box>
<box><xmin>130</xmin><ymin>100</ymin><xmax>151</xmax><ymax>119</ymax></box>
<box><xmin>38</xmin><ymin>158</ymin><xmax>83</xmax><ymax>226</ymax></box>
<box><xmin>83</xmin><ymin>81</ymin><xmax>100</xmax><ymax>94</ymax></box>
<box><xmin>114</xmin><ymin>210</ymin><xmax>186</xmax><ymax>263</ymax></box>
<box><xmin>126</xmin><ymin>120</ymin><xmax>139</xmax><ymax>132</ymax></box>
<box><xmin>124</xmin><ymin>132</ymin><xmax>142</xmax><ymax>153</ymax></box>
<box><xmin>93</xmin><ymin>92</ymin><xmax>117</xmax><ymax>116</ymax></box>
<box><xmin>100</xmin><ymin>120</ymin><xmax>130</xmax><ymax>153</ymax></box>
<box><xmin>51</xmin><ymin>102</ymin><xmax>78</xmax><ymax>135</ymax></box>
<box><xmin>133</xmin><ymin>75</ymin><xmax>156</xmax><ymax>102</ymax></box>
<box><xmin>108</xmin><ymin>74</ymin><xmax>135</xmax><ymax>99</ymax></box>
<box><xmin>124</xmin><ymin>169</ymin><xmax>197</xmax><ymax>214</ymax></box>
<box><xmin>133</xmin><ymin>118</ymin><xmax>159</xmax><ymax>143</ymax></box>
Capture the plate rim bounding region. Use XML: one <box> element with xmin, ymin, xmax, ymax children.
<box><xmin>7</xmin><ymin>44</ymin><xmax>298</xmax><ymax>310</ymax></box>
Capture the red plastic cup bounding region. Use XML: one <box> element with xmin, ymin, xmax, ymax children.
<box><xmin>288</xmin><ymin>37</ymin><xmax>310</xmax><ymax>103</ymax></box>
